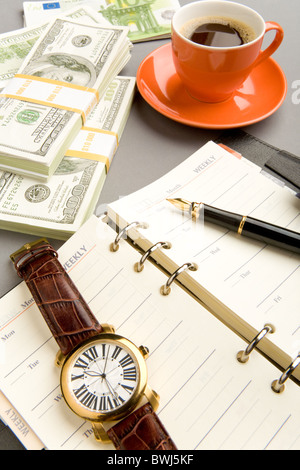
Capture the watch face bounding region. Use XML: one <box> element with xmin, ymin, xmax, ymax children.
<box><xmin>61</xmin><ymin>334</ymin><xmax>147</xmax><ymax>421</ymax></box>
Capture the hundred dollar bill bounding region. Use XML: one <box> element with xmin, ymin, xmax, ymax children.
<box><xmin>0</xmin><ymin>6</ymin><xmax>112</xmax><ymax>90</ymax></box>
<box><xmin>0</xmin><ymin>11</ymin><xmax>130</xmax><ymax>180</ymax></box>
<box><xmin>23</xmin><ymin>0</ymin><xmax>180</xmax><ymax>42</ymax></box>
<box><xmin>0</xmin><ymin>76</ymin><xmax>135</xmax><ymax>240</ymax></box>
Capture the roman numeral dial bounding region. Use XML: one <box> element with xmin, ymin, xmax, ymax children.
<box><xmin>67</xmin><ymin>340</ymin><xmax>140</xmax><ymax>414</ymax></box>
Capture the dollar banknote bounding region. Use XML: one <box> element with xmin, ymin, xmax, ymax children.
<box><xmin>0</xmin><ymin>76</ymin><xmax>135</xmax><ymax>239</ymax></box>
<box><xmin>0</xmin><ymin>6</ymin><xmax>113</xmax><ymax>90</ymax></box>
<box><xmin>23</xmin><ymin>0</ymin><xmax>180</xmax><ymax>42</ymax></box>
<box><xmin>0</xmin><ymin>9</ymin><xmax>130</xmax><ymax>180</ymax></box>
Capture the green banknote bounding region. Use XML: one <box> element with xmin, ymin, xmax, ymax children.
<box><xmin>23</xmin><ymin>0</ymin><xmax>180</xmax><ymax>42</ymax></box>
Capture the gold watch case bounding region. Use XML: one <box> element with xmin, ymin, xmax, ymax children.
<box><xmin>58</xmin><ymin>325</ymin><xmax>159</xmax><ymax>443</ymax></box>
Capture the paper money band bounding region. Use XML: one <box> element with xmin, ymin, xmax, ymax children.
<box><xmin>0</xmin><ymin>74</ymin><xmax>99</xmax><ymax>123</ymax></box>
<box><xmin>65</xmin><ymin>126</ymin><xmax>118</xmax><ymax>172</ymax></box>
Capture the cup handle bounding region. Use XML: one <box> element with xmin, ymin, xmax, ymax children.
<box><xmin>254</xmin><ymin>21</ymin><xmax>284</xmax><ymax>67</ymax></box>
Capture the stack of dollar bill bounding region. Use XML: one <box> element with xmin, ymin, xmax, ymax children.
<box><xmin>0</xmin><ymin>5</ymin><xmax>116</xmax><ymax>91</ymax></box>
<box><xmin>0</xmin><ymin>7</ymin><xmax>131</xmax><ymax>180</ymax></box>
<box><xmin>0</xmin><ymin>75</ymin><xmax>135</xmax><ymax>239</ymax></box>
<box><xmin>23</xmin><ymin>0</ymin><xmax>181</xmax><ymax>43</ymax></box>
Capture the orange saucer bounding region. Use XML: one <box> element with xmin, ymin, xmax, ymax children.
<box><xmin>137</xmin><ymin>43</ymin><xmax>287</xmax><ymax>128</ymax></box>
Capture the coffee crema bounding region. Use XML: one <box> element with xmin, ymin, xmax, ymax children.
<box><xmin>181</xmin><ymin>16</ymin><xmax>256</xmax><ymax>47</ymax></box>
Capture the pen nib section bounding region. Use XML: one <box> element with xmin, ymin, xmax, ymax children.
<box><xmin>167</xmin><ymin>198</ymin><xmax>190</xmax><ymax>212</ymax></box>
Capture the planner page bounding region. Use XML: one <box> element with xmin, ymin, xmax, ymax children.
<box><xmin>0</xmin><ymin>391</ymin><xmax>44</xmax><ymax>449</ymax></box>
<box><xmin>0</xmin><ymin>215</ymin><xmax>299</xmax><ymax>449</ymax></box>
<box><xmin>108</xmin><ymin>141</ymin><xmax>300</xmax><ymax>379</ymax></box>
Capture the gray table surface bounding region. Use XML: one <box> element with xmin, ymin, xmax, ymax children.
<box><xmin>0</xmin><ymin>0</ymin><xmax>299</xmax><ymax>450</ymax></box>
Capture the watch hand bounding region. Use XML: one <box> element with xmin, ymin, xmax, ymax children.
<box><xmin>104</xmin><ymin>377</ymin><xmax>118</xmax><ymax>399</ymax></box>
<box><xmin>93</xmin><ymin>356</ymin><xmax>104</xmax><ymax>375</ymax></box>
<box><xmin>105</xmin><ymin>364</ymin><xmax>121</xmax><ymax>376</ymax></box>
<box><xmin>84</xmin><ymin>359</ymin><xmax>104</xmax><ymax>378</ymax></box>
<box><xmin>84</xmin><ymin>370</ymin><xmax>103</xmax><ymax>377</ymax></box>
<box><xmin>102</xmin><ymin>345</ymin><xmax>110</xmax><ymax>376</ymax></box>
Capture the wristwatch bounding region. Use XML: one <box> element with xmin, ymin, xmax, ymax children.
<box><xmin>10</xmin><ymin>238</ymin><xmax>177</xmax><ymax>450</ymax></box>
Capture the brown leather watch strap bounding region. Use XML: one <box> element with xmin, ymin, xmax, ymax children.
<box><xmin>107</xmin><ymin>403</ymin><xmax>177</xmax><ymax>450</ymax></box>
<box><xmin>11</xmin><ymin>239</ymin><xmax>103</xmax><ymax>356</ymax></box>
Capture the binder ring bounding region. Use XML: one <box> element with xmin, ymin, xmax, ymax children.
<box><xmin>271</xmin><ymin>354</ymin><xmax>300</xmax><ymax>394</ymax></box>
<box><xmin>237</xmin><ymin>324</ymin><xmax>274</xmax><ymax>363</ymax></box>
<box><xmin>160</xmin><ymin>262</ymin><xmax>198</xmax><ymax>295</ymax></box>
<box><xmin>134</xmin><ymin>241</ymin><xmax>172</xmax><ymax>272</ymax></box>
<box><xmin>110</xmin><ymin>221</ymin><xmax>149</xmax><ymax>252</ymax></box>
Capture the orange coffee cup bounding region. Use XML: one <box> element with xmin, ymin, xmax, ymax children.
<box><xmin>171</xmin><ymin>1</ymin><xmax>284</xmax><ymax>102</ymax></box>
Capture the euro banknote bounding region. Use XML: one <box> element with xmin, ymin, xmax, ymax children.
<box><xmin>23</xmin><ymin>0</ymin><xmax>180</xmax><ymax>42</ymax></box>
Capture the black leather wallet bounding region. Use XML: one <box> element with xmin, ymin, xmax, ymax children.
<box><xmin>216</xmin><ymin>130</ymin><xmax>300</xmax><ymax>190</ymax></box>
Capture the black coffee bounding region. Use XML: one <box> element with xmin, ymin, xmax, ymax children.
<box><xmin>181</xmin><ymin>16</ymin><xmax>256</xmax><ymax>47</ymax></box>
<box><xmin>191</xmin><ymin>22</ymin><xmax>244</xmax><ymax>47</ymax></box>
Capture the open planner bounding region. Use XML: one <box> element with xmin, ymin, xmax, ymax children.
<box><xmin>108</xmin><ymin>141</ymin><xmax>300</xmax><ymax>383</ymax></box>
<box><xmin>0</xmin><ymin>141</ymin><xmax>299</xmax><ymax>450</ymax></box>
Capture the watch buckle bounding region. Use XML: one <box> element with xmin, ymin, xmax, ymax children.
<box><xmin>92</xmin><ymin>422</ymin><xmax>111</xmax><ymax>444</ymax></box>
<box><xmin>10</xmin><ymin>238</ymin><xmax>49</xmax><ymax>263</ymax></box>
<box><xmin>144</xmin><ymin>385</ymin><xmax>160</xmax><ymax>412</ymax></box>
<box><xmin>55</xmin><ymin>350</ymin><xmax>66</xmax><ymax>368</ymax></box>
<box><xmin>101</xmin><ymin>323</ymin><xmax>115</xmax><ymax>334</ymax></box>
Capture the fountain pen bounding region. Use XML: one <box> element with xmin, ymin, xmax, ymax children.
<box><xmin>167</xmin><ymin>198</ymin><xmax>300</xmax><ymax>254</ymax></box>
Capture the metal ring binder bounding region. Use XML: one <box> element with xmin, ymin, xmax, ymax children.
<box><xmin>237</xmin><ymin>324</ymin><xmax>274</xmax><ymax>363</ymax></box>
<box><xmin>271</xmin><ymin>354</ymin><xmax>300</xmax><ymax>393</ymax></box>
<box><xmin>134</xmin><ymin>241</ymin><xmax>172</xmax><ymax>272</ymax></box>
<box><xmin>110</xmin><ymin>221</ymin><xmax>149</xmax><ymax>252</ymax></box>
<box><xmin>160</xmin><ymin>262</ymin><xmax>198</xmax><ymax>295</ymax></box>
